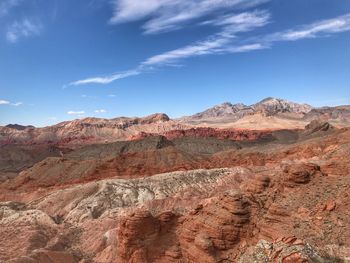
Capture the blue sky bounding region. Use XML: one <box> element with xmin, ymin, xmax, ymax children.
<box><xmin>0</xmin><ymin>0</ymin><xmax>350</xmax><ymax>127</ymax></box>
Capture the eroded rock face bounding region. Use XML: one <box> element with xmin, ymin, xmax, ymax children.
<box><xmin>114</xmin><ymin>191</ymin><xmax>254</xmax><ymax>263</ymax></box>
<box><xmin>1</xmin><ymin>125</ymin><xmax>350</xmax><ymax>262</ymax></box>
<box><xmin>282</xmin><ymin>163</ymin><xmax>323</xmax><ymax>187</ymax></box>
<box><xmin>238</xmin><ymin>239</ymin><xmax>328</xmax><ymax>263</ymax></box>
<box><xmin>178</xmin><ymin>191</ymin><xmax>252</xmax><ymax>263</ymax></box>
<box><xmin>116</xmin><ymin>210</ymin><xmax>180</xmax><ymax>263</ymax></box>
<box><xmin>164</xmin><ymin>128</ymin><xmax>274</xmax><ymax>141</ymax></box>
<box><xmin>0</xmin><ymin>202</ymin><xmax>57</xmax><ymax>261</ymax></box>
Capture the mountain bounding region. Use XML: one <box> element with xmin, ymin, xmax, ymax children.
<box><xmin>1</xmin><ymin>98</ymin><xmax>349</xmax><ymax>147</ymax></box>
<box><xmin>0</xmin><ymin>113</ymin><xmax>186</xmax><ymax>146</ymax></box>
<box><xmin>304</xmin><ymin>105</ymin><xmax>350</xmax><ymax>123</ymax></box>
<box><xmin>182</xmin><ymin>97</ymin><xmax>313</xmax><ymax>121</ymax></box>
<box><xmin>252</xmin><ymin>97</ymin><xmax>313</xmax><ymax>115</ymax></box>
<box><xmin>187</xmin><ymin>102</ymin><xmax>253</xmax><ymax>120</ymax></box>
<box><xmin>179</xmin><ymin>97</ymin><xmax>350</xmax><ymax>129</ymax></box>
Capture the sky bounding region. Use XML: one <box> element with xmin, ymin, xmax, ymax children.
<box><xmin>0</xmin><ymin>0</ymin><xmax>350</xmax><ymax>127</ymax></box>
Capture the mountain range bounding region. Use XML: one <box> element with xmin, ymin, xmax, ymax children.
<box><xmin>1</xmin><ymin>97</ymin><xmax>350</xmax><ymax>146</ymax></box>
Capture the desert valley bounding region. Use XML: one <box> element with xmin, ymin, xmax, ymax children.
<box><xmin>1</xmin><ymin>97</ymin><xmax>350</xmax><ymax>262</ymax></box>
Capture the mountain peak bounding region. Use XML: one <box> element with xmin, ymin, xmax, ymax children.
<box><xmin>253</xmin><ymin>97</ymin><xmax>313</xmax><ymax>115</ymax></box>
<box><xmin>183</xmin><ymin>97</ymin><xmax>314</xmax><ymax>121</ymax></box>
<box><xmin>259</xmin><ymin>97</ymin><xmax>278</xmax><ymax>103</ymax></box>
<box><xmin>189</xmin><ymin>101</ymin><xmax>249</xmax><ymax>120</ymax></box>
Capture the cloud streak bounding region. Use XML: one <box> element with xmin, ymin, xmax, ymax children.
<box><xmin>69</xmin><ymin>70</ymin><xmax>140</xmax><ymax>86</ymax></box>
<box><xmin>0</xmin><ymin>99</ymin><xmax>23</xmax><ymax>106</ymax></box>
<box><xmin>71</xmin><ymin>10</ymin><xmax>270</xmax><ymax>86</ymax></box>
<box><xmin>0</xmin><ymin>100</ymin><xmax>10</xmax><ymax>105</ymax></box>
<box><xmin>110</xmin><ymin>0</ymin><xmax>269</xmax><ymax>34</ymax></box>
<box><xmin>142</xmin><ymin>10</ymin><xmax>270</xmax><ymax>66</ymax></box>
<box><xmin>268</xmin><ymin>13</ymin><xmax>350</xmax><ymax>41</ymax></box>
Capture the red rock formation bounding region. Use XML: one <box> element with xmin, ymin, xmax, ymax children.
<box><xmin>178</xmin><ymin>191</ymin><xmax>253</xmax><ymax>262</ymax></box>
<box><xmin>129</xmin><ymin>127</ymin><xmax>275</xmax><ymax>142</ymax></box>
<box><xmin>238</xmin><ymin>239</ymin><xmax>327</xmax><ymax>263</ymax></box>
<box><xmin>1</xmin><ymin>126</ymin><xmax>350</xmax><ymax>262</ymax></box>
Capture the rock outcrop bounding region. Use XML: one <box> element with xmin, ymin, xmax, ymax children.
<box><xmin>238</xmin><ymin>239</ymin><xmax>330</xmax><ymax>263</ymax></box>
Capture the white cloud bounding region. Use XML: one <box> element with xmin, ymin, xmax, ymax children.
<box><xmin>67</xmin><ymin>111</ymin><xmax>85</xmax><ymax>115</ymax></box>
<box><xmin>0</xmin><ymin>100</ymin><xmax>10</xmax><ymax>105</ymax></box>
<box><xmin>110</xmin><ymin>0</ymin><xmax>269</xmax><ymax>34</ymax></box>
<box><xmin>142</xmin><ymin>11</ymin><xmax>270</xmax><ymax>66</ymax></box>
<box><xmin>6</xmin><ymin>18</ymin><xmax>42</xmax><ymax>43</ymax></box>
<box><xmin>0</xmin><ymin>99</ymin><xmax>23</xmax><ymax>106</ymax></box>
<box><xmin>108</xmin><ymin>94</ymin><xmax>116</xmax><ymax>97</ymax></box>
<box><xmin>71</xmin><ymin>10</ymin><xmax>269</xmax><ymax>86</ymax></box>
<box><xmin>71</xmin><ymin>8</ymin><xmax>350</xmax><ymax>86</ymax></box>
<box><xmin>228</xmin><ymin>43</ymin><xmax>268</xmax><ymax>53</ymax></box>
<box><xmin>142</xmin><ymin>12</ymin><xmax>350</xmax><ymax>67</ymax></box>
<box><xmin>70</xmin><ymin>69</ymin><xmax>140</xmax><ymax>86</ymax></box>
<box><xmin>142</xmin><ymin>37</ymin><xmax>229</xmax><ymax>66</ymax></box>
<box><xmin>95</xmin><ymin>109</ymin><xmax>107</xmax><ymax>113</ymax></box>
<box><xmin>269</xmin><ymin>13</ymin><xmax>350</xmax><ymax>41</ymax></box>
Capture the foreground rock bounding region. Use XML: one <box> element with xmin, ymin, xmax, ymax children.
<box><xmin>1</xmin><ymin>154</ymin><xmax>350</xmax><ymax>262</ymax></box>
<box><xmin>1</xmin><ymin>123</ymin><xmax>350</xmax><ymax>262</ymax></box>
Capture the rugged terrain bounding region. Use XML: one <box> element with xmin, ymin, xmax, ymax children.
<box><xmin>1</xmin><ymin>98</ymin><xmax>350</xmax><ymax>263</ymax></box>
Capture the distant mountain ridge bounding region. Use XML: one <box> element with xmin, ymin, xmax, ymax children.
<box><xmin>0</xmin><ymin>113</ymin><xmax>186</xmax><ymax>146</ymax></box>
<box><xmin>183</xmin><ymin>97</ymin><xmax>313</xmax><ymax>121</ymax></box>
<box><xmin>1</xmin><ymin>98</ymin><xmax>350</xmax><ymax>146</ymax></box>
<box><xmin>5</xmin><ymin>124</ymin><xmax>35</xmax><ymax>131</ymax></box>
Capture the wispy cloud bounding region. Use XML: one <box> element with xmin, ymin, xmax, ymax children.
<box><xmin>228</xmin><ymin>43</ymin><xmax>268</xmax><ymax>53</ymax></box>
<box><xmin>0</xmin><ymin>99</ymin><xmax>23</xmax><ymax>106</ymax></box>
<box><xmin>6</xmin><ymin>18</ymin><xmax>42</xmax><ymax>43</ymax></box>
<box><xmin>71</xmin><ymin>9</ymin><xmax>350</xmax><ymax>86</ymax></box>
<box><xmin>67</xmin><ymin>111</ymin><xmax>85</xmax><ymax>115</ymax></box>
<box><xmin>71</xmin><ymin>10</ymin><xmax>269</xmax><ymax>85</ymax></box>
<box><xmin>69</xmin><ymin>69</ymin><xmax>140</xmax><ymax>86</ymax></box>
<box><xmin>0</xmin><ymin>0</ymin><xmax>21</xmax><ymax>17</ymax></box>
<box><xmin>108</xmin><ymin>94</ymin><xmax>116</xmax><ymax>97</ymax></box>
<box><xmin>143</xmin><ymin>11</ymin><xmax>270</xmax><ymax>66</ymax></box>
<box><xmin>0</xmin><ymin>100</ymin><xmax>10</xmax><ymax>105</ymax></box>
<box><xmin>95</xmin><ymin>109</ymin><xmax>107</xmax><ymax>113</ymax></box>
<box><xmin>269</xmin><ymin>13</ymin><xmax>350</xmax><ymax>41</ymax></box>
<box><xmin>110</xmin><ymin>0</ymin><xmax>269</xmax><ymax>34</ymax></box>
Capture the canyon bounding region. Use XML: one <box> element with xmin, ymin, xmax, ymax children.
<box><xmin>1</xmin><ymin>98</ymin><xmax>350</xmax><ymax>263</ymax></box>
